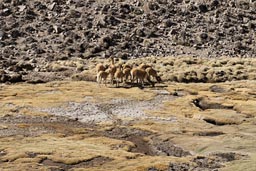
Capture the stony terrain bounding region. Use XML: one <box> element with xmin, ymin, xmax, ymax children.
<box><xmin>1</xmin><ymin>0</ymin><xmax>256</xmax><ymax>83</ymax></box>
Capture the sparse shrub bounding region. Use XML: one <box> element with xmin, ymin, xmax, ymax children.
<box><xmin>182</xmin><ymin>58</ymin><xmax>198</xmax><ymax>65</ymax></box>
<box><xmin>248</xmin><ymin>73</ymin><xmax>256</xmax><ymax>80</ymax></box>
<box><xmin>164</xmin><ymin>67</ymin><xmax>171</xmax><ymax>72</ymax></box>
<box><xmin>157</xmin><ymin>66</ymin><xmax>166</xmax><ymax>74</ymax></box>
<box><xmin>188</xmin><ymin>75</ymin><xmax>199</xmax><ymax>82</ymax></box>
<box><xmin>212</xmin><ymin>75</ymin><xmax>228</xmax><ymax>82</ymax></box>
<box><xmin>219</xmin><ymin>59</ymin><xmax>228</xmax><ymax>65</ymax></box>
<box><xmin>228</xmin><ymin>75</ymin><xmax>234</xmax><ymax>81</ymax></box>
<box><xmin>174</xmin><ymin>59</ymin><xmax>186</xmax><ymax>67</ymax></box>
<box><xmin>47</xmin><ymin>63</ymin><xmax>69</xmax><ymax>72</ymax></box>
<box><xmin>76</xmin><ymin>64</ymin><xmax>84</xmax><ymax>72</ymax></box>
<box><xmin>226</xmin><ymin>67</ymin><xmax>233</xmax><ymax>74</ymax></box>
<box><xmin>236</xmin><ymin>74</ymin><xmax>248</xmax><ymax>80</ymax></box>
<box><xmin>211</xmin><ymin>61</ymin><xmax>222</xmax><ymax>67</ymax></box>
<box><xmin>177</xmin><ymin>72</ymin><xmax>186</xmax><ymax>82</ymax></box>
<box><xmin>186</xmin><ymin>71</ymin><xmax>198</xmax><ymax>82</ymax></box>
<box><xmin>168</xmin><ymin>74</ymin><xmax>178</xmax><ymax>82</ymax></box>
<box><xmin>235</xmin><ymin>64</ymin><xmax>244</xmax><ymax>70</ymax></box>
<box><xmin>212</xmin><ymin>69</ymin><xmax>230</xmax><ymax>82</ymax></box>
<box><xmin>244</xmin><ymin>61</ymin><xmax>251</xmax><ymax>66</ymax></box>
<box><xmin>201</xmin><ymin>67</ymin><xmax>210</xmax><ymax>72</ymax></box>
<box><xmin>193</xmin><ymin>58</ymin><xmax>202</xmax><ymax>65</ymax></box>
<box><xmin>227</xmin><ymin>61</ymin><xmax>235</xmax><ymax>66</ymax></box>
<box><xmin>234</xmin><ymin>70</ymin><xmax>243</xmax><ymax>76</ymax></box>
<box><xmin>163</xmin><ymin>61</ymin><xmax>174</xmax><ymax>66</ymax></box>
<box><xmin>197</xmin><ymin>71</ymin><xmax>207</xmax><ymax>82</ymax></box>
<box><xmin>228</xmin><ymin>60</ymin><xmax>245</xmax><ymax>66</ymax></box>
<box><xmin>247</xmin><ymin>67</ymin><xmax>256</xmax><ymax>73</ymax></box>
<box><xmin>72</xmin><ymin>71</ymin><xmax>96</xmax><ymax>82</ymax></box>
<box><xmin>206</xmin><ymin>69</ymin><xmax>214</xmax><ymax>82</ymax></box>
<box><xmin>251</xmin><ymin>60</ymin><xmax>256</xmax><ymax>66</ymax></box>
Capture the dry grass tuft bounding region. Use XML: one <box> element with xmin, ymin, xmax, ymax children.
<box><xmin>72</xmin><ymin>71</ymin><xmax>97</xmax><ymax>82</ymax></box>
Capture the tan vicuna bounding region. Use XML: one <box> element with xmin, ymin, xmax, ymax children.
<box><xmin>109</xmin><ymin>57</ymin><xmax>116</xmax><ymax>67</ymax></box>
<box><xmin>145</xmin><ymin>67</ymin><xmax>162</xmax><ymax>83</ymax></box>
<box><xmin>138</xmin><ymin>63</ymin><xmax>151</xmax><ymax>70</ymax></box>
<box><xmin>130</xmin><ymin>68</ymin><xmax>149</xmax><ymax>86</ymax></box>
<box><xmin>95</xmin><ymin>63</ymin><xmax>108</xmax><ymax>73</ymax></box>
<box><xmin>123</xmin><ymin>63</ymin><xmax>132</xmax><ymax>69</ymax></box>
<box><xmin>123</xmin><ymin>67</ymin><xmax>132</xmax><ymax>82</ymax></box>
<box><xmin>97</xmin><ymin>70</ymin><xmax>109</xmax><ymax>86</ymax></box>
<box><xmin>108</xmin><ymin>57</ymin><xmax>117</xmax><ymax>84</ymax></box>
<box><xmin>114</xmin><ymin>64</ymin><xmax>124</xmax><ymax>87</ymax></box>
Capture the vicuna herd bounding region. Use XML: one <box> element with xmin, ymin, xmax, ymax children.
<box><xmin>96</xmin><ymin>57</ymin><xmax>162</xmax><ymax>87</ymax></box>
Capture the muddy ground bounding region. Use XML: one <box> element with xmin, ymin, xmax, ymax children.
<box><xmin>0</xmin><ymin>79</ymin><xmax>255</xmax><ymax>171</ymax></box>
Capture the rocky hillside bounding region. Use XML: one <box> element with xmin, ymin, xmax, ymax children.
<box><xmin>0</xmin><ymin>0</ymin><xmax>256</xmax><ymax>83</ymax></box>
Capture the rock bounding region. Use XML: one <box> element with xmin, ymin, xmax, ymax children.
<box><xmin>54</xmin><ymin>56</ymin><xmax>68</xmax><ymax>60</ymax></box>
<box><xmin>117</xmin><ymin>52</ymin><xmax>128</xmax><ymax>60</ymax></box>
<box><xmin>211</xmin><ymin>0</ymin><xmax>219</xmax><ymax>8</ymax></box>
<box><xmin>198</xmin><ymin>32</ymin><xmax>208</xmax><ymax>43</ymax></box>
<box><xmin>0</xmin><ymin>31</ymin><xmax>4</xmax><ymax>40</ymax></box>
<box><xmin>12</xmin><ymin>0</ymin><xmax>27</xmax><ymax>6</ymax></box>
<box><xmin>68</xmin><ymin>10</ymin><xmax>81</xmax><ymax>18</ymax></box>
<box><xmin>120</xmin><ymin>4</ymin><xmax>132</xmax><ymax>14</ymax></box>
<box><xmin>0</xmin><ymin>74</ymin><xmax>10</xmax><ymax>83</ymax></box>
<box><xmin>168</xmin><ymin>163</ymin><xmax>190</xmax><ymax>171</ymax></box>
<box><xmin>25</xmin><ymin>9</ymin><xmax>37</xmax><ymax>20</ymax></box>
<box><xmin>53</xmin><ymin>25</ymin><xmax>61</xmax><ymax>33</ymax></box>
<box><xmin>17</xmin><ymin>61</ymin><xmax>35</xmax><ymax>71</ymax></box>
<box><xmin>148</xmin><ymin>2</ymin><xmax>160</xmax><ymax>11</ymax></box>
<box><xmin>234</xmin><ymin>41</ymin><xmax>243</xmax><ymax>50</ymax></box>
<box><xmin>99</xmin><ymin>35</ymin><xmax>114</xmax><ymax>49</ymax></box>
<box><xmin>2</xmin><ymin>8</ymin><xmax>12</xmax><ymax>16</ymax></box>
<box><xmin>9</xmin><ymin>73</ymin><xmax>23</xmax><ymax>83</ymax></box>
<box><xmin>0</xmin><ymin>69</ymin><xmax>6</xmax><ymax>75</ymax></box>
<box><xmin>34</xmin><ymin>2</ymin><xmax>47</xmax><ymax>10</ymax></box>
<box><xmin>198</xmin><ymin>4</ymin><xmax>208</xmax><ymax>13</ymax></box>
<box><xmin>48</xmin><ymin>3</ymin><xmax>56</xmax><ymax>11</ymax></box>
<box><xmin>90</xmin><ymin>46</ymin><xmax>102</xmax><ymax>54</ymax></box>
<box><xmin>18</xmin><ymin>5</ymin><xmax>26</xmax><ymax>12</ymax></box>
<box><xmin>10</xmin><ymin>30</ymin><xmax>22</xmax><ymax>38</ymax></box>
<box><xmin>175</xmin><ymin>0</ymin><xmax>183</xmax><ymax>3</ymax></box>
<box><xmin>26</xmin><ymin>78</ymin><xmax>45</xmax><ymax>84</ymax></box>
<box><xmin>162</xmin><ymin>19</ymin><xmax>176</xmax><ymax>28</ymax></box>
<box><xmin>25</xmin><ymin>26</ymin><xmax>36</xmax><ymax>33</ymax></box>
